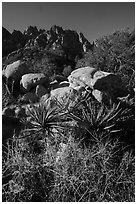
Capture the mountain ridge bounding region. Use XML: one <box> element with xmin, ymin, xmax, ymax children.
<box><xmin>2</xmin><ymin>25</ymin><xmax>94</xmax><ymax>58</ymax></box>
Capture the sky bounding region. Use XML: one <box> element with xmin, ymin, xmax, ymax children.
<box><xmin>2</xmin><ymin>2</ymin><xmax>135</xmax><ymax>43</ymax></box>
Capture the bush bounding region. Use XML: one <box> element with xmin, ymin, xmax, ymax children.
<box><xmin>2</xmin><ymin>131</ymin><xmax>135</xmax><ymax>202</ymax></box>
<box><xmin>2</xmin><ymin>96</ymin><xmax>135</xmax><ymax>202</ymax></box>
<box><xmin>62</xmin><ymin>65</ymin><xmax>72</xmax><ymax>77</ymax></box>
<box><xmin>2</xmin><ymin>27</ymin><xmax>135</xmax><ymax>202</ymax></box>
<box><xmin>76</xmin><ymin>29</ymin><xmax>135</xmax><ymax>90</ymax></box>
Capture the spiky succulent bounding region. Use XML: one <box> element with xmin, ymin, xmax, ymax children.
<box><xmin>22</xmin><ymin>104</ymin><xmax>65</xmax><ymax>138</ymax></box>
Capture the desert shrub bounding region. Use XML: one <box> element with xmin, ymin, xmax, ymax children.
<box><xmin>2</xmin><ymin>131</ymin><xmax>135</xmax><ymax>202</ymax></box>
<box><xmin>76</xmin><ymin>29</ymin><xmax>135</xmax><ymax>89</ymax></box>
<box><xmin>56</xmin><ymin>95</ymin><xmax>134</xmax><ymax>146</ymax></box>
<box><xmin>2</xmin><ymin>136</ymin><xmax>56</xmax><ymax>202</ymax></box>
<box><xmin>51</xmin><ymin>136</ymin><xmax>135</xmax><ymax>202</ymax></box>
<box><xmin>2</xmin><ymin>95</ymin><xmax>135</xmax><ymax>202</ymax></box>
<box><xmin>62</xmin><ymin>65</ymin><xmax>72</xmax><ymax>77</ymax></box>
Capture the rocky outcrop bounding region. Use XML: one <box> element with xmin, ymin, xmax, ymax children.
<box><xmin>50</xmin><ymin>80</ymin><xmax>69</xmax><ymax>90</ymax></box>
<box><xmin>20</xmin><ymin>73</ymin><xmax>49</xmax><ymax>93</ymax></box>
<box><xmin>3</xmin><ymin>25</ymin><xmax>95</xmax><ymax>79</ymax></box>
<box><xmin>34</xmin><ymin>33</ymin><xmax>47</xmax><ymax>47</ymax></box>
<box><xmin>4</xmin><ymin>60</ymin><xmax>29</xmax><ymax>82</ymax></box>
<box><xmin>2</xmin><ymin>27</ymin><xmax>16</xmax><ymax>57</ymax></box>
<box><xmin>2</xmin><ymin>27</ymin><xmax>26</xmax><ymax>57</ymax></box>
<box><xmin>50</xmin><ymin>87</ymin><xmax>77</xmax><ymax>100</ymax></box>
<box><xmin>41</xmin><ymin>86</ymin><xmax>87</xmax><ymax>109</ymax></box>
<box><xmin>3</xmin><ymin>60</ymin><xmax>30</xmax><ymax>95</ymax></box>
<box><xmin>68</xmin><ymin>67</ymin><xmax>128</xmax><ymax>104</ymax></box>
<box><xmin>68</xmin><ymin>66</ymin><xmax>97</xmax><ymax>88</ymax></box>
<box><xmin>50</xmin><ymin>80</ymin><xmax>59</xmax><ymax>90</ymax></box>
<box><xmin>40</xmin><ymin>93</ymin><xmax>50</xmax><ymax>104</ymax></box>
<box><xmin>52</xmin><ymin>75</ymin><xmax>67</xmax><ymax>83</ymax></box>
<box><xmin>23</xmin><ymin>25</ymin><xmax>94</xmax><ymax>60</ymax></box>
<box><xmin>24</xmin><ymin>26</ymin><xmax>39</xmax><ymax>41</ymax></box>
<box><xmin>2</xmin><ymin>24</ymin><xmax>95</xmax><ymax>57</ymax></box>
<box><xmin>92</xmin><ymin>89</ymin><xmax>112</xmax><ymax>106</ymax></box>
<box><xmin>41</xmin><ymin>87</ymin><xmax>77</xmax><ymax>108</ymax></box>
<box><xmin>35</xmin><ymin>85</ymin><xmax>48</xmax><ymax>98</ymax></box>
<box><xmin>11</xmin><ymin>30</ymin><xmax>26</xmax><ymax>49</ymax></box>
<box><xmin>79</xmin><ymin>32</ymin><xmax>94</xmax><ymax>52</ymax></box>
<box><xmin>59</xmin><ymin>81</ymin><xmax>70</xmax><ymax>87</ymax></box>
<box><xmin>92</xmin><ymin>71</ymin><xmax>128</xmax><ymax>99</ymax></box>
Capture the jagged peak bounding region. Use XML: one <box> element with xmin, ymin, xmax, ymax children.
<box><xmin>23</xmin><ymin>26</ymin><xmax>39</xmax><ymax>36</ymax></box>
<box><xmin>50</xmin><ymin>25</ymin><xmax>64</xmax><ymax>35</ymax></box>
<box><xmin>2</xmin><ymin>27</ymin><xmax>11</xmax><ymax>35</ymax></box>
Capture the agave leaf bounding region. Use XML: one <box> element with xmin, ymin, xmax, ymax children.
<box><xmin>27</xmin><ymin>106</ymin><xmax>41</xmax><ymax>124</ymax></box>
<box><xmin>103</xmin><ymin>124</ymin><xmax>115</xmax><ymax>130</ymax></box>
<box><xmin>106</xmin><ymin>108</ymin><xmax>122</xmax><ymax>123</ymax></box>
<box><xmin>96</xmin><ymin>105</ymin><xmax>105</xmax><ymax>121</ymax></box>
<box><xmin>100</xmin><ymin>108</ymin><xmax>115</xmax><ymax>124</ymax></box>
<box><xmin>110</xmin><ymin>129</ymin><xmax>121</xmax><ymax>133</ymax></box>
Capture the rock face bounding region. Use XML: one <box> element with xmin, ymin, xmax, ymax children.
<box><xmin>35</xmin><ymin>85</ymin><xmax>48</xmax><ymax>98</ymax></box>
<box><xmin>3</xmin><ymin>25</ymin><xmax>94</xmax><ymax>57</ymax></box>
<box><xmin>3</xmin><ymin>26</ymin><xmax>95</xmax><ymax>81</ymax></box>
<box><xmin>50</xmin><ymin>80</ymin><xmax>69</xmax><ymax>90</ymax></box>
<box><xmin>53</xmin><ymin>75</ymin><xmax>67</xmax><ymax>83</ymax></box>
<box><xmin>2</xmin><ymin>27</ymin><xmax>26</xmax><ymax>57</ymax></box>
<box><xmin>40</xmin><ymin>93</ymin><xmax>50</xmax><ymax>104</ymax></box>
<box><xmin>24</xmin><ymin>26</ymin><xmax>39</xmax><ymax>41</ymax></box>
<box><xmin>41</xmin><ymin>86</ymin><xmax>86</xmax><ymax>109</ymax></box>
<box><xmin>79</xmin><ymin>32</ymin><xmax>94</xmax><ymax>52</ymax></box>
<box><xmin>11</xmin><ymin>30</ymin><xmax>26</xmax><ymax>50</ymax></box>
<box><xmin>50</xmin><ymin>87</ymin><xmax>77</xmax><ymax>100</ymax></box>
<box><xmin>4</xmin><ymin>60</ymin><xmax>29</xmax><ymax>82</ymax></box>
<box><xmin>34</xmin><ymin>33</ymin><xmax>47</xmax><ymax>47</ymax></box>
<box><xmin>2</xmin><ymin>27</ymin><xmax>15</xmax><ymax>57</ymax></box>
<box><xmin>59</xmin><ymin>81</ymin><xmax>70</xmax><ymax>87</ymax></box>
<box><xmin>92</xmin><ymin>89</ymin><xmax>112</xmax><ymax>106</ymax></box>
<box><xmin>68</xmin><ymin>67</ymin><xmax>128</xmax><ymax>104</ymax></box>
<box><xmin>20</xmin><ymin>73</ymin><xmax>49</xmax><ymax>92</ymax></box>
<box><xmin>68</xmin><ymin>67</ymin><xmax>97</xmax><ymax>88</ymax></box>
<box><xmin>50</xmin><ymin>80</ymin><xmax>59</xmax><ymax>90</ymax></box>
<box><xmin>41</xmin><ymin>87</ymin><xmax>77</xmax><ymax>107</ymax></box>
<box><xmin>92</xmin><ymin>71</ymin><xmax>128</xmax><ymax>99</ymax></box>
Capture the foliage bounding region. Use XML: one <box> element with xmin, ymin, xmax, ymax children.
<box><xmin>23</xmin><ymin>104</ymin><xmax>66</xmax><ymax>139</ymax></box>
<box><xmin>76</xmin><ymin>29</ymin><xmax>135</xmax><ymax>89</ymax></box>
<box><xmin>2</xmin><ymin>131</ymin><xmax>135</xmax><ymax>202</ymax></box>
<box><xmin>2</xmin><ymin>96</ymin><xmax>135</xmax><ymax>202</ymax></box>
<box><xmin>51</xmin><ymin>137</ymin><xmax>135</xmax><ymax>202</ymax></box>
<box><xmin>2</xmin><ymin>81</ymin><xmax>16</xmax><ymax>109</ymax></box>
<box><xmin>2</xmin><ymin>28</ymin><xmax>135</xmax><ymax>202</ymax></box>
<box><xmin>62</xmin><ymin>65</ymin><xmax>72</xmax><ymax>77</ymax></box>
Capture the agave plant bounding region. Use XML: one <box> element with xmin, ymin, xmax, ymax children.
<box><xmin>54</xmin><ymin>92</ymin><xmax>91</xmax><ymax>127</ymax></box>
<box><xmin>63</xmin><ymin>97</ymin><xmax>134</xmax><ymax>136</ymax></box>
<box><xmin>22</xmin><ymin>104</ymin><xmax>66</xmax><ymax>139</ymax></box>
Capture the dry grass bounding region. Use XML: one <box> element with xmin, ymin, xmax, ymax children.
<box><xmin>2</xmin><ymin>97</ymin><xmax>135</xmax><ymax>202</ymax></box>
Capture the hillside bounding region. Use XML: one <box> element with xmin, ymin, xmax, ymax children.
<box><xmin>2</xmin><ymin>25</ymin><xmax>135</xmax><ymax>202</ymax></box>
<box><xmin>2</xmin><ymin>25</ymin><xmax>94</xmax><ymax>71</ymax></box>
